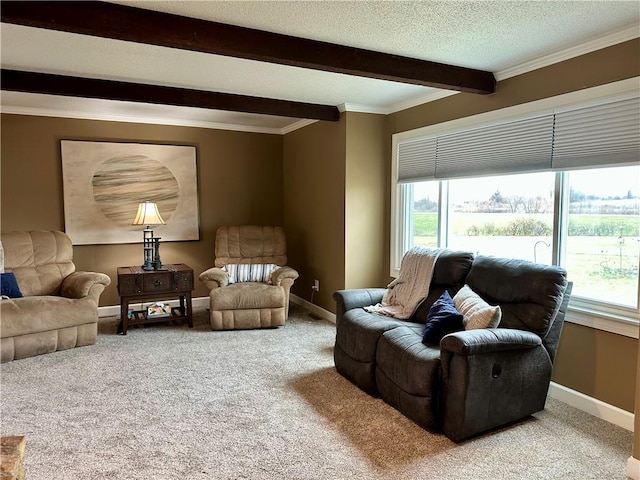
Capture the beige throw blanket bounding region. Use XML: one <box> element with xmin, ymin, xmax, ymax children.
<box><xmin>365</xmin><ymin>246</ymin><xmax>441</xmax><ymax>319</ymax></box>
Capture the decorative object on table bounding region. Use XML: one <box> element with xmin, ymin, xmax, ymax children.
<box><xmin>147</xmin><ymin>302</ymin><xmax>171</xmax><ymax>318</ymax></box>
<box><xmin>60</xmin><ymin>140</ymin><xmax>199</xmax><ymax>245</ymax></box>
<box><xmin>132</xmin><ymin>201</ymin><xmax>165</xmax><ymax>270</ymax></box>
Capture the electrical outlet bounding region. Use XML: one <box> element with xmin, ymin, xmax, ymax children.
<box><xmin>313</xmin><ymin>279</ymin><xmax>320</xmax><ymax>292</ymax></box>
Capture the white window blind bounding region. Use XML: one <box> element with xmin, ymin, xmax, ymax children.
<box><xmin>553</xmin><ymin>97</ymin><xmax>640</xmax><ymax>169</ymax></box>
<box><xmin>396</xmin><ymin>94</ymin><xmax>640</xmax><ymax>183</ymax></box>
<box><xmin>436</xmin><ymin>115</ymin><xmax>554</xmax><ymax>178</ymax></box>
<box><xmin>397</xmin><ymin>137</ymin><xmax>436</xmax><ymax>183</ymax></box>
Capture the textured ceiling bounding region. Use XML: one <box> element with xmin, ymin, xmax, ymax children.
<box><xmin>1</xmin><ymin>0</ymin><xmax>639</xmax><ymax>133</ymax></box>
<box><xmin>110</xmin><ymin>0</ymin><xmax>638</xmax><ymax>70</ymax></box>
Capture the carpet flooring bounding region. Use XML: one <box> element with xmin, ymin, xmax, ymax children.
<box><xmin>0</xmin><ymin>304</ymin><xmax>633</xmax><ymax>479</ymax></box>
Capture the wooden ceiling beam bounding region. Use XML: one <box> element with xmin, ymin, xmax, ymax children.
<box><xmin>1</xmin><ymin>0</ymin><xmax>496</xmax><ymax>95</ymax></box>
<box><xmin>0</xmin><ymin>69</ymin><xmax>341</xmax><ymax>121</ymax></box>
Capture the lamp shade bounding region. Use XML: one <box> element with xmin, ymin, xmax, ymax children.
<box><xmin>132</xmin><ymin>202</ymin><xmax>166</xmax><ymax>226</ymax></box>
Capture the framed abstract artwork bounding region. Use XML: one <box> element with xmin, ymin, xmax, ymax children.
<box><xmin>60</xmin><ymin>140</ymin><xmax>199</xmax><ymax>245</ymax></box>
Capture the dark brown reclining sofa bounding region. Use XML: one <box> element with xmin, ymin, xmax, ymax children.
<box><xmin>333</xmin><ymin>250</ymin><xmax>572</xmax><ymax>441</ymax></box>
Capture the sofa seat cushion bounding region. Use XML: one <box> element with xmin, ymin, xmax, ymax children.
<box><xmin>0</xmin><ymin>296</ymin><xmax>98</xmax><ymax>338</ymax></box>
<box><xmin>210</xmin><ymin>307</ymin><xmax>285</xmax><ymax>331</ymax></box>
<box><xmin>336</xmin><ymin>309</ymin><xmax>406</xmax><ymax>364</ymax></box>
<box><xmin>376</xmin><ymin>326</ymin><xmax>441</xmax><ymax>397</ymax></box>
<box><xmin>209</xmin><ymin>282</ymin><xmax>285</xmax><ymax>310</ymax></box>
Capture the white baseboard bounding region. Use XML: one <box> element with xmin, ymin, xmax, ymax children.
<box><xmin>628</xmin><ymin>456</ymin><xmax>640</xmax><ymax>480</ymax></box>
<box><xmin>548</xmin><ymin>381</ymin><xmax>634</xmax><ymax>431</ymax></box>
<box><xmin>98</xmin><ymin>296</ymin><xmax>209</xmax><ymax>318</ymax></box>
<box><xmin>100</xmin><ymin>295</ymin><xmax>333</xmax><ymax>321</ymax></box>
<box><xmin>290</xmin><ymin>294</ymin><xmax>336</xmax><ymax>324</ymax></box>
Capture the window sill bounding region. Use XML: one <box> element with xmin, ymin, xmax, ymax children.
<box><xmin>565</xmin><ymin>305</ymin><xmax>639</xmax><ymax>339</ymax></box>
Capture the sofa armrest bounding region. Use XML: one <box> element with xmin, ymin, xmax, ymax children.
<box><xmin>61</xmin><ymin>271</ymin><xmax>111</xmax><ymax>303</ymax></box>
<box><xmin>271</xmin><ymin>266</ymin><xmax>299</xmax><ymax>287</ymax></box>
<box><xmin>333</xmin><ymin>289</ymin><xmax>386</xmax><ymax>315</ymax></box>
<box><xmin>440</xmin><ymin>328</ymin><xmax>542</xmax><ymax>356</ymax></box>
<box><xmin>199</xmin><ymin>267</ymin><xmax>229</xmax><ymax>290</ymax></box>
<box><xmin>439</xmin><ymin>328</ymin><xmax>552</xmax><ymax>442</ymax></box>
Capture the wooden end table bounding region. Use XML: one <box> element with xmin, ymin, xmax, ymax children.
<box><xmin>117</xmin><ymin>263</ymin><xmax>194</xmax><ymax>335</ymax></box>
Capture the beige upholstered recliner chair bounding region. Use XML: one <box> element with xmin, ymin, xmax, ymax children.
<box><xmin>1</xmin><ymin>231</ymin><xmax>111</xmax><ymax>362</ymax></box>
<box><xmin>199</xmin><ymin>226</ymin><xmax>299</xmax><ymax>330</ymax></box>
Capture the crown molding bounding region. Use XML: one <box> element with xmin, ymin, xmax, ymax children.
<box><xmin>384</xmin><ymin>90</ymin><xmax>459</xmax><ymax>114</ymax></box>
<box><xmin>339</xmin><ymin>103</ymin><xmax>386</xmax><ymax>114</ymax></box>
<box><xmin>0</xmin><ymin>97</ymin><xmax>319</xmax><ymax>135</ymax></box>
<box><xmin>0</xmin><ymin>104</ymin><xmax>287</xmax><ymax>135</ymax></box>
<box><xmin>279</xmin><ymin>118</ymin><xmax>318</xmax><ymax>134</ymax></box>
<box><xmin>496</xmin><ymin>24</ymin><xmax>640</xmax><ymax>81</ymax></box>
<box><xmin>341</xmin><ymin>92</ymin><xmax>459</xmax><ymax>115</ymax></box>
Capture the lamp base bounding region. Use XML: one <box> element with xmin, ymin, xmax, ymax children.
<box><xmin>152</xmin><ymin>237</ymin><xmax>164</xmax><ymax>270</ymax></box>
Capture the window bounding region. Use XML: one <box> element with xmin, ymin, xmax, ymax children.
<box><xmin>390</xmin><ymin>79</ymin><xmax>640</xmax><ymax>326</ymax></box>
<box><xmin>446</xmin><ymin>173</ymin><xmax>555</xmax><ymax>262</ymax></box>
<box><xmin>564</xmin><ymin>166</ymin><xmax>640</xmax><ymax>308</ymax></box>
<box><xmin>407</xmin><ymin>182</ymin><xmax>439</xmax><ymax>249</ymax></box>
<box><xmin>396</xmin><ymin>166</ymin><xmax>640</xmax><ymax>312</ymax></box>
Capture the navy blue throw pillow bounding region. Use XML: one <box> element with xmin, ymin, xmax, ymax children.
<box><xmin>1</xmin><ymin>272</ymin><xmax>23</xmax><ymax>298</ymax></box>
<box><xmin>423</xmin><ymin>290</ymin><xmax>463</xmax><ymax>345</ymax></box>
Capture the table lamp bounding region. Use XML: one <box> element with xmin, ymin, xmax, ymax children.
<box><xmin>132</xmin><ymin>201</ymin><xmax>165</xmax><ymax>270</ymax></box>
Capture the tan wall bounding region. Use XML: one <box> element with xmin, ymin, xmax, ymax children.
<box><xmin>0</xmin><ymin>114</ymin><xmax>284</xmax><ymax>306</ymax></box>
<box><xmin>553</xmin><ymin>323</ymin><xmax>637</xmax><ymax>412</ymax></box>
<box><xmin>385</xmin><ymin>39</ymin><xmax>640</xmax><ymax>413</ymax></box>
<box><xmin>387</xmin><ymin>39</ymin><xmax>640</xmax><ymax>135</ymax></box>
<box><xmin>281</xmin><ymin>112</ymin><xmax>386</xmax><ymax>311</ymax></box>
<box><xmin>283</xmin><ymin>115</ymin><xmax>346</xmax><ymax>311</ymax></box>
<box><xmin>345</xmin><ymin>112</ymin><xmax>387</xmax><ymax>289</ymax></box>
<box><xmin>635</xmin><ymin>325</ymin><xmax>640</xmax><ymax>458</ymax></box>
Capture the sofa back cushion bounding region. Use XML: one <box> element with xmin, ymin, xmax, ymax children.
<box><xmin>412</xmin><ymin>250</ymin><xmax>474</xmax><ymax>324</ymax></box>
<box><xmin>214</xmin><ymin>226</ymin><xmax>287</xmax><ymax>267</ymax></box>
<box><xmin>0</xmin><ymin>231</ymin><xmax>75</xmax><ymax>296</ymax></box>
<box><xmin>465</xmin><ymin>255</ymin><xmax>568</xmax><ymax>338</ymax></box>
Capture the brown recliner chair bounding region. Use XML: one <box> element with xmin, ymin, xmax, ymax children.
<box><xmin>199</xmin><ymin>226</ymin><xmax>299</xmax><ymax>330</ymax></box>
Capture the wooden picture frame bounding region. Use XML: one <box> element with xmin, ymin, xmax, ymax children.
<box><xmin>60</xmin><ymin>140</ymin><xmax>199</xmax><ymax>245</ymax></box>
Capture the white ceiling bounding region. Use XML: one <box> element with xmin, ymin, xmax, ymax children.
<box><xmin>1</xmin><ymin>1</ymin><xmax>639</xmax><ymax>134</ymax></box>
